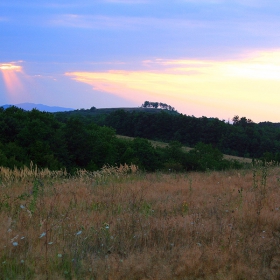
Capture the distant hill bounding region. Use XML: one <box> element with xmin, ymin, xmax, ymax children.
<box><xmin>55</xmin><ymin>106</ymin><xmax>180</xmax><ymax>117</ymax></box>
<box><xmin>1</xmin><ymin>103</ymin><xmax>74</xmax><ymax>113</ymax></box>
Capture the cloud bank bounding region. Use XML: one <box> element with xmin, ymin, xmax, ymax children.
<box><xmin>66</xmin><ymin>50</ymin><xmax>280</xmax><ymax>122</ymax></box>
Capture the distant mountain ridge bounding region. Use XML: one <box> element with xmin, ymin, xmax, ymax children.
<box><xmin>1</xmin><ymin>103</ymin><xmax>74</xmax><ymax>113</ymax></box>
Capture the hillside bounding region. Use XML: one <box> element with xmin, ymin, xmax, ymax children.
<box><xmin>117</xmin><ymin>135</ymin><xmax>252</xmax><ymax>163</ymax></box>
<box><xmin>54</xmin><ymin>106</ymin><xmax>280</xmax><ymax>162</ymax></box>
<box><xmin>2</xmin><ymin>104</ymin><xmax>280</xmax><ymax>165</ymax></box>
<box><xmin>83</xmin><ymin>109</ymin><xmax>280</xmax><ymax>161</ymax></box>
<box><xmin>55</xmin><ymin>106</ymin><xmax>180</xmax><ymax>117</ymax></box>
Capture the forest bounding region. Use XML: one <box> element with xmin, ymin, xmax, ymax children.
<box><xmin>55</xmin><ymin>106</ymin><xmax>280</xmax><ymax>162</ymax></box>
<box><xmin>0</xmin><ymin>106</ymin><xmax>243</xmax><ymax>172</ymax></box>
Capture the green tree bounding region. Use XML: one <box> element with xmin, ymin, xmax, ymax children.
<box><xmin>64</xmin><ymin>118</ymin><xmax>93</xmax><ymax>169</ymax></box>
<box><xmin>121</xmin><ymin>138</ymin><xmax>160</xmax><ymax>171</ymax></box>
<box><xmin>185</xmin><ymin>142</ymin><xmax>224</xmax><ymax>171</ymax></box>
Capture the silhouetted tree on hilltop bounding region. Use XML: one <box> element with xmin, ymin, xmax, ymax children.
<box><xmin>141</xmin><ymin>101</ymin><xmax>176</xmax><ymax>111</ymax></box>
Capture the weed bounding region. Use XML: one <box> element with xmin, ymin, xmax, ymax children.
<box><xmin>182</xmin><ymin>201</ymin><xmax>189</xmax><ymax>215</ymax></box>
<box><xmin>0</xmin><ymin>164</ymin><xmax>279</xmax><ymax>279</ymax></box>
<box><xmin>29</xmin><ymin>179</ymin><xmax>44</xmax><ymax>213</ymax></box>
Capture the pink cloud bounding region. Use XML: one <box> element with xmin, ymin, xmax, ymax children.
<box><xmin>65</xmin><ymin>49</ymin><xmax>280</xmax><ymax>122</ymax></box>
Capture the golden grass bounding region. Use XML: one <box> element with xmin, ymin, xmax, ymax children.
<box><xmin>0</xmin><ymin>164</ymin><xmax>280</xmax><ymax>279</ymax></box>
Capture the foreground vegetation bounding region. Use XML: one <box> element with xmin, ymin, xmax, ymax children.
<box><xmin>1</xmin><ymin>163</ymin><xmax>280</xmax><ymax>279</ymax></box>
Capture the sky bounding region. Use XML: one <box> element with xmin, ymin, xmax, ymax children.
<box><xmin>1</xmin><ymin>0</ymin><xmax>280</xmax><ymax>122</ymax></box>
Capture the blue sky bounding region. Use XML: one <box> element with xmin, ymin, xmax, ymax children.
<box><xmin>1</xmin><ymin>0</ymin><xmax>280</xmax><ymax>122</ymax></box>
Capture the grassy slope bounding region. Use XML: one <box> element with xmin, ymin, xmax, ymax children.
<box><xmin>117</xmin><ymin>135</ymin><xmax>252</xmax><ymax>163</ymax></box>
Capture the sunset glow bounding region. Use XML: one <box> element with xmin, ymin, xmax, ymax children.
<box><xmin>66</xmin><ymin>50</ymin><xmax>280</xmax><ymax>122</ymax></box>
<box><xmin>2</xmin><ymin>1</ymin><xmax>280</xmax><ymax>121</ymax></box>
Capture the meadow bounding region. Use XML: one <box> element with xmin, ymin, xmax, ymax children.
<box><xmin>0</xmin><ymin>163</ymin><xmax>280</xmax><ymax>279</ymax></box>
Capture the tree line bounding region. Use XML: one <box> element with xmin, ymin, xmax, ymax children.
<box><xmin>81</xmin><ymin>109</ymin><xmax>280</xmax><ymax>162</ymax></box>
<box><xmin>0</xmin><ymin>106</ymin><xmax>242</xmax><ymax>172</ymax></box>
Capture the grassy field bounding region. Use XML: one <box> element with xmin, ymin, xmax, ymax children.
<box><xmin>117</xmin><ymin>135</ymin><xmax>252</xmax><ymax>164</ymax></box>
<box><xmin>0</xmin><ymin>163</ymin><xmax>280</xmax><ymax>279</ymax></box>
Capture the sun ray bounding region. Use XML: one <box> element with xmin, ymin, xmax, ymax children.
<box><xmin>0</xmin><ymin>63</ymin><xmax>24</xmax><ymax>102</ymax></box>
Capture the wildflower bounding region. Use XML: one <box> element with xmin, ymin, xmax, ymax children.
<box><xmin>39</xmin><ymin>232</ymin><xmax>46</xmax><ymax>238</ymax></box>
<box><xmin>11</xmin><ymin>235</ymin><xmax>18</xmax><ymax>242</ymax></box>
<box><xmin>40</xmin><ymin>219</ymin><xmax>45</xmax><ymax>228</ymax></box>
<box><xmin>27</xmin><ymin>210</ymin><xmax>32</xmax><ymax>218</ymax></box>
<box><xmin>12</xmin><ymin>242</ymin><xmax>18</xmax><ymax>246</ymax></box>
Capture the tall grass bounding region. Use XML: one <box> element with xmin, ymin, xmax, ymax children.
<box><xmin>0</xmin><ymin>163</ymin><xmax>280</xmax><ymax>279</ymax></box>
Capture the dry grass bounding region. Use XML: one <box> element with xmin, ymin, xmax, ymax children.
<box><xmin>0</xmin><ymin>163</ymin><xmax>280</xmax><ymax>279</ymax></box>
<box><xmin>223</xmin><ymin>154</ymin><xmax>252</xmax><ymax>163</ymax></box>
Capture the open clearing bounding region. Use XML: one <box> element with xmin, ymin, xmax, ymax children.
<box><xmin>117</xmin><ymin>135</ymin><xmax>252</xmax><ymax>163</ymax></box>
<box><xmin>0</xmin><ymin>164</ymin><xmax>279</xmax><ymax>279</ymax></box>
